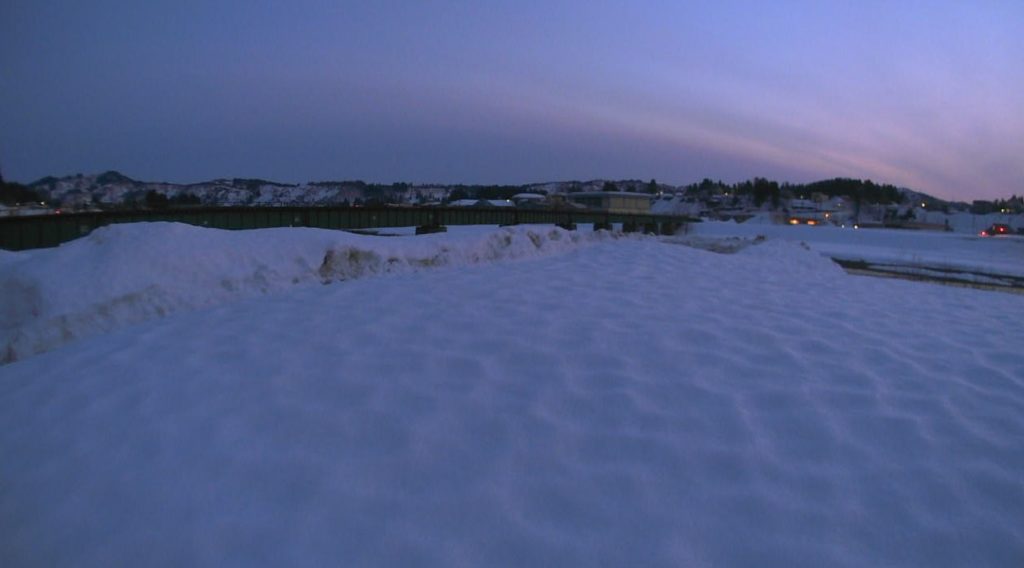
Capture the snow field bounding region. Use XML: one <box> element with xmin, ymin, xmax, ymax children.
<box><xmin>2</xmin><ymin>226</ymin><xmax>1023</xmax><ymax>566</ymax></box>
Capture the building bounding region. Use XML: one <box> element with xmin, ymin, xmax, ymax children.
<box><xmin>569</xmin><ymin>192</ymin><xmax>653</xmax><ymax>214</ymax></box>
<box><xmin>510</xmin><ymin>193</ymin><xmax>547</xmax><ymax>207</ymax></box>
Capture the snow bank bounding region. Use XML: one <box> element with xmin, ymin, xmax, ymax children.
<box><xmin>682</xmin><ymin>221</ymin><xmax>1024</xmax><ymax>279</ymax></box>
<box><xmin>2</xmin><ymin>232</ymin><xmax>1022</xmax><ymax>566</ymax></box>
<box><xmin>0</xmin><ymin>222</ymin><xmax>623</xmax><ymax>363</ymax></box>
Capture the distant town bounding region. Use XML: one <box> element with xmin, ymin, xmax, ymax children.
<box><xmin>2</xmin><ymin>170</ymin><xmax>1021</xmax><ymax>234</ymax></box>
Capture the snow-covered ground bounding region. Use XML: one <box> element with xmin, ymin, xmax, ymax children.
<box><xmin>685</xmin><ymin>220</ymin><xmax>1024</xmax><ymax>281</ymax></box>
<box><xmin>2</xmin><ymin>222</ymin><xmax>1023</xmax><ymax>566</ymax></box>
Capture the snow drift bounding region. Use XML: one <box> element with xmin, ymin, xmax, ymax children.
<box><xmin>0</xmin><ymin>222</ymin><xmax>624</xmax><ymax>363</ymax></box>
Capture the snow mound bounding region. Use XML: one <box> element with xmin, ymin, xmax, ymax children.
<box><xmin>664</xmin><ymin>234</ymin><xmax>768</xmax><ymax>254</ymax></box>
<box><xmin>0</xmin><ymin>222</ymin><xmax>623</xmax><ymax>363</ymax></box>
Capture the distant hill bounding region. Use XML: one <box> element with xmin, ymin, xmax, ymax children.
<box><xmin>22</xmin><ymin>172</ymin><xmax>678</xmax><ymax>209</ymax></box>
<box><xmin>15</xmin><ymin>170</ymin><xmax>985</xmax><ymax>213</ymax></box>
<box><xmin>27</xmin><ymin>171</ymin><xmax>374</xmax><ymax>209</ymax></box>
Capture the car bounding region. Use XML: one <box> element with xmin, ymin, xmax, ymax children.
<box><xmin>979</xmin><ymin>223</ymin><xmax>1012</xmax><ymax>237</ymax></box>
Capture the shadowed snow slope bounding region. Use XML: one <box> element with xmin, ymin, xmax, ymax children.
<box><xmin>1</xmin><ymin>226</ymin><xmax>1023</xmax><ymax>566</ymax></box>
<box><xmin>0</xmin><ymin>222</ymin><xmax>617</xmax><ymax>363</ymax></box>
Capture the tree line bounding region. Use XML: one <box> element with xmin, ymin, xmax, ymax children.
<box><xmin>682</xmin><ymin>177</ymin><xmax>904</xmax><ymax>208</ymax></box>
<box><xmin>0</xmin><ymin>171</ymin><xmax>44</xmax><ymax>206</ymax></box>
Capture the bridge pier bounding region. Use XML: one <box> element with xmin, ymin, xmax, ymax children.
<box><xmin>660</xmin><ymin>221</ymin><xmax>680</xmax><ymax>236</ymax></box>
<box><xmin>500</xmin><ymin>212</ymin><xmax>521</xmax><ymax>227</ymax></box>
<box><xmin>556</xmin><ymin>222</ymin><xmax>577</xmax><ymax>231</ymax></box>
<box><xmin>415</xmin><ymin>224</ymin><xmax>447</xmax><ymax>235</ymax></box>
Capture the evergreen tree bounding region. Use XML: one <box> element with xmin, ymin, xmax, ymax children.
<box><xmin>447</xmin><ymin>188</ymin><xmax>469</xmax><ymax>202</ymax></box>
<box><xmin>0</xmin><ymin>179</ymin><xmax>42</xmax><ymax>206</ymax></box>
<box><xmin>752</xmin><ymin>178</ymin><xmax>779</xmax><ymax>207</ymax></box>
<box><xmin>144</xmin><ymin>190</ymin><xmax>169</xmax><ymax>209</ymax></box>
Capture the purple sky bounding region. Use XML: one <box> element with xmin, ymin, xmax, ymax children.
<box><xmin>1</xmin><ymin>1</ymin><xmax>1021</xmax><ymax>200</ymax></box>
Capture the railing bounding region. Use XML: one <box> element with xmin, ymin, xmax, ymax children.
<box><xmin>0</xmin><ymin>205</ymin><xmax>695</xmax><ymax>251</ymax></box>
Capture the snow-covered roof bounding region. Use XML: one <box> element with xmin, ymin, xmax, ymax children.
<box><xmin>448</xmin><ymin>199</ymin><xmax>514</xmax><ymax>208</ymax></box>
<box><xmin>571</xmin><ymin>191</ymin><xmax>653</xmax><ymax>199</ymax></box>
<box><xmin>511</xmin><ymin>193</ymin><xmax>546</xmax><ymax>201</ymax></box>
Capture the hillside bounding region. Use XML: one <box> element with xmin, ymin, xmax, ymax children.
<box><xmin>26</xmin><ymin>171</ymin><xmax>942</xmax><ymax>211</ymax></box>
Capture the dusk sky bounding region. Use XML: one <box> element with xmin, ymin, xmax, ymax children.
<box><xmin>1</xmin><ymin>1</ymin><xmax>1021</xmax><ymax>201</ymax></box>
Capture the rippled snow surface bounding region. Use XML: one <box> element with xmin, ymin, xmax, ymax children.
<box><xmin>2</xmin><ymin>225</ymin><xmax>1023</xmax><ymax>566</ymax></box>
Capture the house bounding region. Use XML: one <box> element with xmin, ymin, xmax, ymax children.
<box><xmin>569</xmin><ymin>192</ymin><xmax>653</xmax><ymax>214</ymax></box>
<box><xmin>787</xmin><ymin>198</ymin><xmax>817</xmax><ymax>213</ymax></box>
<box><xmin>784</xmin><ymin>198</ymin><xmax>829</xmax><ymax>225</ymax></box>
